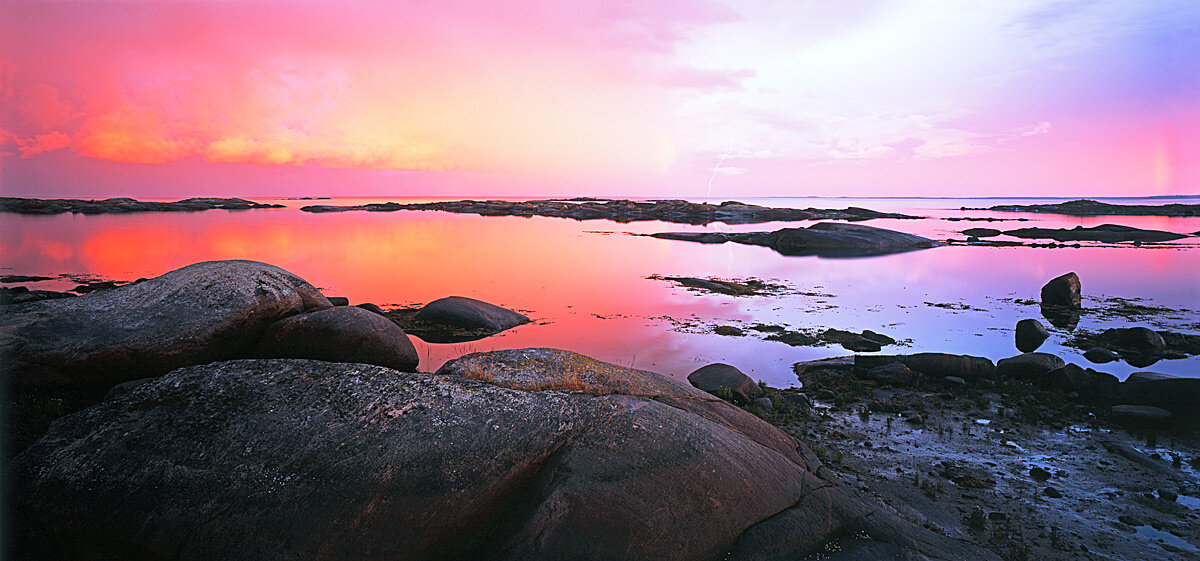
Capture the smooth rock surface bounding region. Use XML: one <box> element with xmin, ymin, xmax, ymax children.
<box><xmin>996</xmin><ymin>352</ymin><xmax>1066</xmax><ymax>380</ymax></box>
<box><xmin>1014</xmin><ymin>318</ymin><xmax>1049</xmax><ymax>352</ymax></box>
<box><xmin>687</xmin><ymin>363</ymin><xmax>764</xmax><ymax>403</ymax></box>
<box><xmin>12</xmin><ymin>356</ymin><xmax>992</xmax><ymax>561</ymax></box>
<box><xmin>254</xmin><ymin>306</ymin><xmax>419</xmax><ymax>372</ymax></box>
<box><xmin>0</xmin><ymin>260</ymin><xmax>330</xmax><ymax>392</ymax></box>
<box><xmin>414</xmin><ymin>296</ymin><xmax>531</xmax><ymax>332</ymax></box>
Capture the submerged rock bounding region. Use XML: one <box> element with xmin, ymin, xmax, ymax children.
<box><xmin>11</xmin><ymin>355</ymin><xmax>993</xmax><ymax>561</ymax></box>
<box><xmin>414</xmin><ymin>296</ymin><xmax>531</xmax><ymax>332</ymax></box>
<box><xmin>652</xmin><ymin>222</ymin><xmax>941</xmax><ymax>257</ymax></box>
<box><xmin>1003</xmin><ymin>224</ymin><xmax>1188</xmax><ymax>243</ymax></box>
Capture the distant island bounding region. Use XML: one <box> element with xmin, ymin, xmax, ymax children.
<box><xmin>0</xmin><ymin>197</ymin><xmax>284</xmax><ymax>215</ymax></box>
<box><xmin>300</xmin><ymin>198</ymin><xmax>921</xmax><ymax>225</ymax></box>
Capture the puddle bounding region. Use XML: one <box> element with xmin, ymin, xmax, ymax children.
<box><xmin>1133</xmin><ymin>525</ymin><xmax>1200</xmax><ymax>554</ymax></box>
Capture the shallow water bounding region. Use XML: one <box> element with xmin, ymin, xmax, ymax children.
<box><xmin>2</xmin><ymin>196</ymin><xmax>1197</xmax><ymax>387</ymax></box>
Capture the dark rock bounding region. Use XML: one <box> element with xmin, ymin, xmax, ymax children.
<box><xmin>858</xmin><ymin>353</ymin><xmax>996</xmax><ymax>382</ymax></box>
<box><xmin>996</xmin><ymin>352</ymin><xmax>1065</xmax><ymax>380</ymax></box>
<box><xmin>254</xmin><ymin>306</ymin><xmax>419</xmax><ymax>372</ymax></box>
<box><xmin>780</xmin><ymin>393</ymin><xmax>812</xmax><ymax>409</ymax></box>
<box><xmin>1117</xmin><ymin>372</ymin><xmax>1200</xmax><ymax>418</ymax></box>
<box><xmin>71</xmin><ymin>281</ymin><xmax>120</xmax><ymax>294</ymax></box>
<box><xmin>841</xmin><ymin>338</ymin><xmax>882</xmax><ymax>352</ymax></box>
<box><xmin>1038</xmin><ymin>364</ymin><xmax>1118</xmax><ymax>403</ymax></box>
<box><xmin>1110</xmin><ymin>405</ymin><xmax>1173</xmax><ymax>427</ymax></box>
<box><xmin>961</xmin><ymin>228</ymin><xmax>1001</xmax><ymax>238</ymax></box>
<box><xmin>356</xmin><ymin>302</ymin><xmax>386</xmax><ymax>315</ymax></box>
<box><xmin>1096</xmin><ymin>327</ymin><xmax>1166</xmax><ymax>351</ymax></box>
<box><xmin>0</xmin><ymin>196</ymin><xmax>284</xmax><ymax>215</ymax></box>
<box><xmin>714</xmin><ymin>325</ymin><xmax>745</xmax><ymax>336</ymax></box>
<box><xmin>688</xmin><ymin>363</ymin><xmax>763</xmax><ymax>403</ymax></box>
<box><xmin>1042</xmin><ymin>487</ymin><xmax>1062</xmax><ymax>498</ymax></box>
<box><xmin>942</xmin><ymin>376</ymin><xmax>967</xmax><ymax>389</ymax></box>
<box><xmin>650</xmin><ymin>232</ymin><xmax>730</xmax><ymax>244</ymax></box>
<box><xmin>767</xmin><ymin>331</ymin><xmax>821</xmax><ymax>347</ymax></box>
<box><xmin>751</xmin><ymin>397</ymin><xmax>774</xmax><ymax>410</ymax></box>
<box><xmin>414</xmin><ymin>296</ymin><xmax>530</xmax><ymax>332</ymax></box>
<box><xmin>861</xmin><ymin>330</ymin><xmax>896</xmax><ymax>345</ymax></box>
<box><xmin>1159</xmin><ymin>489</ymin><xmax>1178</xmax><ymax>502</ymax></box>
<box><xmin>327</xmin><ymin>296</ymin><xmax>350</xmax><ymax>306</ymax></box>
<box><xmin>12</xmin><ymin>355</ymin><xmax>994</xmax><ymax>561</ymax></box>
<box><xmin>763</xmin><ymin>222</ymin><xmax>939</xmax><ymax>257</ymax></box>
<box><xmin>652</xmin><ymin>222</ymin><xmax>940</xmax><ymax>257</ymax></box>
<box><xmin>793</xmin><ymin>356</ymin><xmax>855</xmax><ymax>376</ymax></box>
<box><xmin>1004</xmin><ymin>224</ymin><xmax>1188</xmax><ymax>243</ymax></box>
<box><xmin>0</xmin><ymin>274</ymin><xmax>54</xmax><ymax>283</ymax></box>
<box><xmin>866</xmin><ymin>362</ymin><xmax>915</xmax><ymax>386</ymax></box>
<box><xmin>816</xmin><ymin>389</ymin><xmax>837</xmax><ymax>401</ymax></box>
<box><xmin>300</xmin><ymin>197</ymin><xmax>921</xmax><ymax>225</ymax></box>
<box><xmin>986</xmin><ymin>199</ymin><xmax>1200</xmax><ymax>217</ymax></box>
<box><xmin>5</xmin><ymin>290</ymin><xmax>75</xmax><ymax>305</ymax></box>
<box><xmin>1029</xmin><ymin>467</ymin><xmax>1052</xmax><ymax>482</ymax></box>
<box><xmin>1040</xmin><ymin>272</ymin><xmax>1081</xmax><ymax>308</ymax></box>
<box><xmin>1014</xmin><ymin>318</ymin><xmax>1049</xmax><ymax>352</ymax></box>
<box><xmin>0</xmin><ymin>260</ymin><xmax>331</xmax><ymax>394</ymax></box>
<box><xmin>1084</xmin><ymin>347</ymin><xmax>1119</xmax><ymax>363</ymax></box>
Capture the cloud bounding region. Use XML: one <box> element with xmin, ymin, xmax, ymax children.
<box><xmin>18</xmin><ymin>131</ymin><xmax>71</xmax><ymax>158</ymax></box>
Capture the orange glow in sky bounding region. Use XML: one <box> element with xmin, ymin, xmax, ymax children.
<box><xmin>1</xmin><ymin>1</ymin><xmax>1197</xmax><ymax>197</ymax></box>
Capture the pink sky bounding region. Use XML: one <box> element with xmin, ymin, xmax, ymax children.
<box><xmin>1</xmin><ymin>0</ymin><xmax>1197</xmax><ymax>198</ymax></box>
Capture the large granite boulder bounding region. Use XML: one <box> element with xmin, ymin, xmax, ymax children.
<box><xmin>12</xmin><ymin>354</ymin><xmax>995</xmax><ymax>561</ymax></box>
<box><xmin>0</xmin><ymin>260</ymin><xmax>330</xmax><ymax>393</ymax></box>
<box><xmin>414</xmin><ymin>296</ymin><xmax>530</xmax><ymax>332</ymax></box>
<box><xmin>254</xmin><ymin>306</ymin><xmax>419</xmax><ymax>372</ymax></box>
<box><xmin>687</xmin><ymin>363</ymin><xmax>764</xmax><ymax>403</ymax></box>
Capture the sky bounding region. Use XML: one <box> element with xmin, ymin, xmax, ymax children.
<box><xmin>1</xmin><ymin>0</ymin><xmax>1197</xmax><ymax>198</ymax></box>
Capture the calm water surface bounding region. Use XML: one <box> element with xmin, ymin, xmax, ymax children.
<box><xmin>2</xmin><ymin>196</ymin><xmax>1198</xmax><ymax>386</ymax></box>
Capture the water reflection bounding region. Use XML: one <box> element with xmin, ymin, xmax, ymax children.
<box><xmin>1</xmin><ymin>197</ymin><xmax>1197</xmax><ymax>386</ymax></box>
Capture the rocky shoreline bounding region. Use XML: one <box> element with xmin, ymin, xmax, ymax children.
<box><xmin>300</xmin><ymin>197</ymin><xmax>921</xmax><ymax>225</ymax></box>
<box><xmin>0</xmin><ymin>197</ymin><xmax>284</xmax><ymax>214</ymax></box>
<box><xmin>4</xmin><ymin>260</ymin><xmax>1198</xmax><ymax>560</ymax></box>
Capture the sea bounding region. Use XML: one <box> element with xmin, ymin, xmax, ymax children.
<box><xmin>2</xmin><ymin>196</ymin><xmax>1198</xmax><ymax>387</ymax></box>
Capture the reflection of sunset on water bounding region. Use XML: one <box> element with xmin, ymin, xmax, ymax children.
<box><xmin>2</xmin><ymin>199</ymin><xmax>1198</xmax><ymax>384</ymax></box>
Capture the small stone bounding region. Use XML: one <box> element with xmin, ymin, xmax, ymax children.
<box><xmin>988</xmin><ymin>512</ymin><xmax>1007</xmax><ymax>521</ymax></box>
<box><xmin>751</xmin><ymin>397</ymin><xmax>773</xmax><ymax>410</ymax></box>
<box><xmin>1042</xmin><ymin>486</ymin><xmax>1062</xmax><ymax>498</ymax></box>
<box><xmin>1083</xmin><ymin>347</ymin><xmax>1119</xmax><ymax>364</ymax></box>
<box><xmin>780</xmin><ymin>393</ymin><xmax>812</xmax><ymax>409</ymax></box>
<box><xmin>356</xmin><ymin>303</ymin><xmax>386</xmax><ymax>315</ymax></box>
<box><xmin>942</xmin><ymin>376</ymin><xmax>966</xmax><ymax>389</ymax></box>
<box><xmin>327</xmin><ymin>297</ymin><xmax>350</xmax><ymax>306</ymax></box>
<box><xmin>815</xmin><ymin>389</ymin><xmax>836</xmax><ymax>401</ymax></box>
<box><xmin>1029</xmin><ymin>467</ymin><xmax>1052</xmax><ymax>482</ymax></box>
<box><xmin>1158</xmin><ymin>489</ymin><xmax>1178</xmax><ymax>502</ymax></box>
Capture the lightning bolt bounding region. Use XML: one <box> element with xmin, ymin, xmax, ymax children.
<box><xmin>706</xmin><ymin>150</ymin><xmax>731</xmax><ymax>199</ymax></box>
